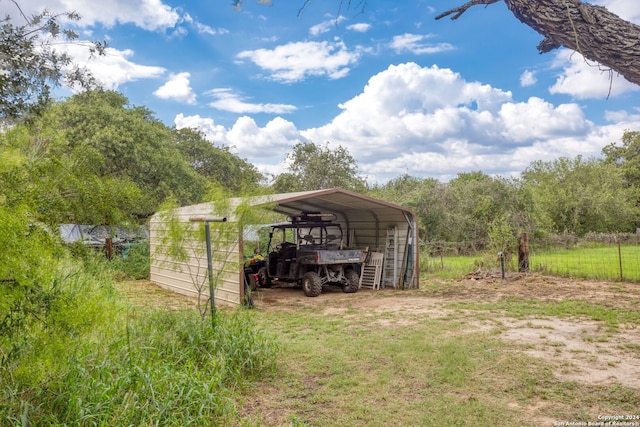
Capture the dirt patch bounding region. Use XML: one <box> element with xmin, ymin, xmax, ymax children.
<box><xmin>500</xmin><ymin>317</ymin><xmax>640</xmax><ymax>389</ymax></box>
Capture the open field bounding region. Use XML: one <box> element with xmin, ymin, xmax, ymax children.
<box><xmin>423</xmin><ymin>244</ymin><xmax>640</xmax><ymax>282</ymax></box>
<box><xmin>117</xmin><ymin>273</ymin><xmax>640</xmax><ymax>426</ymax></box>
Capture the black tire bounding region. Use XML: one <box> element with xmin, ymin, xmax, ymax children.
<box><xmin>257</xmin><ymin>267</ymin><xmax>271</xmax><ymax>288</ymax></box>
<box><xmin>343</xmin><ymin>269</ymin><xmax>359</xmax><ymax>293</ymax></box>
<box><xmin>302</xmin><ymin>271</ymin><xmax>322</xmax><ymax>297</ymax></box>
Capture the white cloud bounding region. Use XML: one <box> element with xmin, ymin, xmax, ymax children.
<box><xmin>174</xmin><ymin>114</ymin><xmax>306</xmax><ymax>170</ymax></box>
<box><xmin>309</xmin><ymin>16</ymin><xmax>346</xmax><ymax>36</ymax></box>
<box><xmin>23</xmin><ymin>0</ymin><xmax>180</xmax><ymax>31</ymax></box>
<box><xmin>499</xmin><ymin>97</ymin><xmax>590</xmax><ymax>142</ymax></box>
<box><xmin>236</xmin><ymin>40</ymin><xmax>361</xmax><ymax>82</ymax></box>
<box><xmin>604</xmin><ymin>108</ymin><xmax>640</xmax><ymax>123</ymax></box>
<box><xmin>227</xmin><ymin>116</ymin><xmax>305</xmax><ymax>157</ymax></box>
<box><xmin>389</xmin><ymin>33</ymin><xmax>455</xmax><ymax>55</ymax></box>
<box><xmin>520</xmin><ymin>70</ymin><xmax>537</xmax><ymax>87</ymax></box>
<box><xmin>299</xmin><ymin>62</ymin><xmax>638</xmax><ymax>182</ymax></box>
<box><xmin>206</xmin><ymin>88</ymin><xmax>297</xmax><ymax>114</ymax></box>
<box><xmin>549</xmin><ymin>50</ymin><xmax>640</xmax><ymax>99</ymax></box>
<box><xmin>182</xmin><ymin>13</ymin><xmax>229</xmax><ymax>36</ymax></box>
<box><xmin>154</xmin><ymin>72</ymin><xmax>196</xmax><ymax>104</ymax></box>
<box><xmin>171</xmin><ymin>62</ymin><xmax>640</xmax><ymax>183</ymax></box>
<box><xmin>595</xmin><ymin>0</ymin><xmax>640</xmax><ymax>23</ymax></box>
<box><xmin>347</xmin><ymin>23</ymin><xmax>371</xmax><ymax>33</ymax></box>
<box><xmin>174</xmin><ymin>113</ymin><xmax>229</xmax><ymax>143</ymax></box>
<box><xmin>61</xmin><ymin>43</ymin><xmax>166</xmax><ymax>90</ymax></box>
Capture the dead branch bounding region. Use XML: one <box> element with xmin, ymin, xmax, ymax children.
<box><xmin>435</xmin><ymin>0</ymin><xmax>500</xmax><ymax>21</ymax></box>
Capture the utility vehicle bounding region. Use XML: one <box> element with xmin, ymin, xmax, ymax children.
<box><xmin>256</xmin><ymin>212</ymin><xmax>365</xmax><ymax>297</ymax></box>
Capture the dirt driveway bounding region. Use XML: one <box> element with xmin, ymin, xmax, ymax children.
<box><xmin>119</xmin><ymin>272</ymin><xmax>640</xmax><ymax>390</ymax></box>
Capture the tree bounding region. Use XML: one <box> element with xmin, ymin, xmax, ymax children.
<box><xmin>0</xmin><ymin>1</ymin><xmax>104</xmax><ymax>122</ymax></box>
<box><xmin>445</xmin><ymin>172</ymin><xmax>530</xmax><ymax>244</ymax></box>
<box><xmin>0</xmin><ymin>90</ymin><xmax>212</xmax><ymax>225</ymax></box>
<box><xmin>173</xmin><ymin>128</ymin><xmax>264</xmax><ymax>194</ymax></box>
<box><xmin>370</xmin><ymin>175</ymin><xmax>447</xmax><ymax>241</ymax></box>
<box><xmin>36</xmin><ymin>90</ymin><xmax>209</xmax><ymax>219</ymax></box>
<box><xmin>272</xmin><ymin>141</ymin><xmax>367</xmax><ymax>192</ymax></box>
<box><xmin>521</xmin><ymin>156</ymin><xmax>639</xmax><ymax>236</ymax></box>
<box><xmin>436</xmin><ymin>0</ymin><xmax>640</xmax><ymax>86</ymax></box>
<box><xmin>602</xmin><ymin>130</ymin><xmax>640</xmax><ymax>188</ymax></box>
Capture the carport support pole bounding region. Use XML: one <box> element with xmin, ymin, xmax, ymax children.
<box><xmin>190</xmin><ymin>216</ymin><xmax>227</xmax><ymax>329</ymax></box>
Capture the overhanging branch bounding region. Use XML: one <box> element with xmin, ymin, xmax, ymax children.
<box><xmin>435</xmin><ymin>0</ymin><xmax>501</xmax><ymax>21</ymax></box>
<box><xmin>436</xmin><ymin>0</ymin><xmax>640</xmax><ymax>86</ymax></box>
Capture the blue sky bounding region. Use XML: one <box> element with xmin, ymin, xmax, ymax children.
<box><xmin>16</xmin><ymin>0</ymin><xmax>640</xmax><ymax>184</ymax></box>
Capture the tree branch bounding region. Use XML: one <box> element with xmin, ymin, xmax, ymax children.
<box><xmin>435</xmin><ymin>0</ymin><xmax>501</xmax><ymax>21</ymax></box>
<box><xmin>436</xmin><ymin>0</ymin><xmax>640</xmax><ymax>86</ymax></box>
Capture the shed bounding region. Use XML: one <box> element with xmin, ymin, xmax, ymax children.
<box><xmin>149</xmin><ymin>188</ymin><xmax>419</xmax><ymax>306</ymax></box>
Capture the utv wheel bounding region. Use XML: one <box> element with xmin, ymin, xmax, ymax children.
<box><xmin>257</xmin><ymin>267</ymin><xmax>271</xmax><ymax>288</ymax></box>
<box><xmin>302</xmin><ymin>271</ymin><xmax>322</xmax><ymax>297</ymax></box>
<box><xmin>343</xmin><ymin>269</ymin><xmax>359</xmax><ymax>293</ymax></box>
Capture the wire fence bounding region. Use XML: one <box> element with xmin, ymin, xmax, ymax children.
<box><xmin>422</xmin><ymin>233</ymin><xmax>640</xmax><ymax>282</ymax></box>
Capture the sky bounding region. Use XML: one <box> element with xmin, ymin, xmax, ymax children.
<box><xmin>12</xmin><ymin>0</ymin><xmax>640</xmax><ymax>184</ymax></box>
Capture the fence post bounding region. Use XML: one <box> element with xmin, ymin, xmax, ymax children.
<box><xmin>105</xmin><ymin>237</ymin><xmax>113</xmax><ymax>260</ymax></box>
<box><xmin>618</xmin><ymin>238</ymin><xmax>623</xmax><ymax>281</ymax></box>
<box><xmin>518</xmin><ymin>232</ymin><xmax>529</xmax><ymax>272</ymax></box>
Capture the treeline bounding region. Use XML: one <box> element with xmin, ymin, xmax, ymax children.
<box><xmin>369</xmin><ymin>140</ymin><xmax>640</xmax><ymax>245</ymax></box>
<box><xmin>1</xmin><ymin>90</ymin><xmax>263</xmax><ymax>228</ymax></box>
<box><xmin>3</xmin><ymin>88</ymin><xmax>640</xmax><ymax>250</ymax></box>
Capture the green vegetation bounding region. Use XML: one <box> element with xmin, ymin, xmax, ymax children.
<box><xmin>420</xmin><ymin>252</ymin><xmax>480</xmax><ymax>279</ymax></box>
<box><xmin>253</xmin><ymin>312</ymin><xmax>517</xmax><ymax>426</ymax></box>
<box><xmin>422</xmin><ymin>243</ymin><xmax>640</xmax><ymax>282</ymax></box>
<box><xmin>531</xmin><ymin>245</ymin><xmax>640</xmax><ymax>282</ymax></box>
<box><xmin>0</xmin><ymin>258</ymin><xmax>278</xmax><ymax>426</ymax></box>
<box><xmin>1</xmin><ymin>3</ymin><xmax>640</xmax><ymax>425</ymax></box>
<box><xmin>109</xmin><ymin>240</ymin><xmax>151</xmax><ymax>280</ymax></box>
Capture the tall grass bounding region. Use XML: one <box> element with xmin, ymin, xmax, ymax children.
<box><xmin>0</xmin><ymin>255</ymin><xmax>278</xmax><ymax>426</ymax></box>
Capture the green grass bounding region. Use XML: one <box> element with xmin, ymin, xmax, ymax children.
<box><xmin>421</xmin><ymin>244</ymin><xmax>640</xmax><ymax>282</ymax></box>
<box><xmin>531</xmin><ymin>245</ymin><xmax>640</xmax><ymax>282</ymax></box>
<box><xmin>5</xmin><ymin>249</ymin><xmax>640</xmax><ymax>426</ymax></box>
<box><xmin>421</xmin><ymin>252</ymin><xmax>480</xmax><ymax>279</ymax></box>
<box><xmin>239</xmin><ymin>294</ymin><xmax>640</xmax><ymax>426</ymax></box>
<box><xmin>243</xmin><ymin>309</ymin><xmax>524</xmax><ymax>426</ymax></box>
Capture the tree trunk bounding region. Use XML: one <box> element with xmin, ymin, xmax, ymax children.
<box><xmin>437</xmin><ymin>0</ymin><xmax>640</xmax><ymax>86</ymax></box>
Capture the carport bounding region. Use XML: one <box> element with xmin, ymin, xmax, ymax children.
<box><xmin>149</xmin><ymin>188</ymin><xmax>419</xmax><ymax>306</ymax></box>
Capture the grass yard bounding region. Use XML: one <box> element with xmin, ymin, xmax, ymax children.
<box><xmin>530</xmin><ymin>245</ymin><xmax>640</xmax><ymax>282</ymax></box>
<box><xmin>118</xmin><ymin>274</ymin><xmax>640</xmax><ymax>426</ymax></box>
<box><xmin>423</xmin><ymin>245</ymin><xmax>640</xmax><ymax>283</ymax></box>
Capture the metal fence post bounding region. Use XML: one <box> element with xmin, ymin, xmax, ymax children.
<box><xmin>189</xmin><ymin>216</ymin><xmax>227</xmax><ymax>328</ymax></box>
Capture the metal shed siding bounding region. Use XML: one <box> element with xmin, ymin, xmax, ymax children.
<box><xmin>149</xmin><ymin>188</ymin><xmax>419</xmax><ymax>305</ymax></box>
<box><xmin>149</xmin><ymin>205</ymin><xmax>243</xmax><ymax>306</ymax></box>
